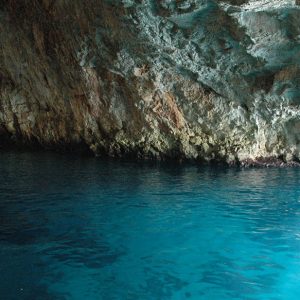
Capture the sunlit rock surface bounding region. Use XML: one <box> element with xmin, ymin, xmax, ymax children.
<box><xmin>1</xmin><ymin>0</ymin><xmax>300</xmax><ymax>164</ymax></box>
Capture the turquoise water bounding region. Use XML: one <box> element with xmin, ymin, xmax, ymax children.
<box><xmin>1</xmin><ymin>153</ymin><xmax>300</xmax><ymax>299</ymax></box>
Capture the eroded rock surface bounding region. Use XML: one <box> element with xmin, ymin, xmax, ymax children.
<box><xmin>1</xmin><ymin>0</ymin><xmax>300</xmax><ymax>164</ymax></box>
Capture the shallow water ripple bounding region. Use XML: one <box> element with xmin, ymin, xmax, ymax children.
<box><xmin>1</xmin><ymin>152</ymin><xmax>300</xmax><ymax>299</ymax></box>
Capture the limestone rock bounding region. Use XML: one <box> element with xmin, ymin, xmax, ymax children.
<box><xmin>1</xmin><ymin>0</ymin><xmax>300</xmax><ymax>165</ymax></box>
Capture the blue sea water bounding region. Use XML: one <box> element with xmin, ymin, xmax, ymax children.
<box><xmin>1</xmin><ymin>152</ymin><xmax>300</xmax><ymax>300</ymax></box>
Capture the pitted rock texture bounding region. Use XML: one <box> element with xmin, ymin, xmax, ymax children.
<box><xmin>1</xmin><ymin>0</ymin><xmax>300</xmax><ymax>164</ymax></box>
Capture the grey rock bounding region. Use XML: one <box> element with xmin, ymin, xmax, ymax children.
<box><xmin>1</xmin><ymin>0</ymin><xmax>300</xmax><ymax>165</ymax></box>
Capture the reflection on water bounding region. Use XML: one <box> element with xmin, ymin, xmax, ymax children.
<box><xmin>1</xmin><ymin>152</ymin><xmax>300</xmax><ymax>299</ymax></box>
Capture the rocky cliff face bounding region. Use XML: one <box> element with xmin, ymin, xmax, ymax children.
<box><xmin>1</xmin><ymin>0</ymin><xmax>300</xmax><ymax>164</ymax></box>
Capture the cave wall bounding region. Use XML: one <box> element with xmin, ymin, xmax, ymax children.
<box><xmin>1</xmin><ymin>0</ymin><xmax>300</xmax><ymax>164</ymax></box>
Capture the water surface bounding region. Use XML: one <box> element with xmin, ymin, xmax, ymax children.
<box><xmin>1</xmin><ymin>152</ymin><xmax>300</xmax><ymax>299</ymax></box>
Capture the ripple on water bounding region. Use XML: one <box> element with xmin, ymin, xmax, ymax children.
<box><xmin>1</xmin><ymin>153</ymin><xmax>300</xmax><ymax>299</ymax></box>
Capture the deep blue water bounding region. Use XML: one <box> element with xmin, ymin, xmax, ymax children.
<box><xmin>1</xmin><ymin>152</ymin><xmax>300</xmax><ymax>299</ymax></box>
